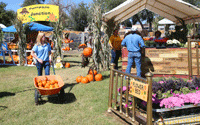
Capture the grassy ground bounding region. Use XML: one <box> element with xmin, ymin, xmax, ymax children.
<box><xmin>0</xmin><ymin>50</ymin><xmax>123</xmax><ymax>125</ymax></box>
<box><xmin>0</xmin><ymin>50</ymin><xmax>186</xmax><ymax>125</ymax></box>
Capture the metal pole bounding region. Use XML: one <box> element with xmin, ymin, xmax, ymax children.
<box><xmin>196</xmin><ymin>43</ymin><xmax>199</xmax><ymax>77</ymax></box>
<box><xmin>145</xmin><ymin>72</ymin><xmax>153</xmax><ymax>125</ymax></box>
<box><xmin>108</xmin><ymin>63</ymin><xmax>115</xmax><ymax>112</ymax></box>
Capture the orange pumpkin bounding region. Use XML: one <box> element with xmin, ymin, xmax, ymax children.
<box><xmin>81</xmin><ymin>77</ymin><xmax>89</xmax><ymax>84</ymax></box>
<box><xmin>89</xmin><ymin>69</ymin><xmax>97</xmax><ymax>75</ymax></box>
<box><xmin>95</xmin><ymin>74</ymin><xmax>103</xmax><ymax>81</ymax></box>
<box><xmin>76</xmin><ymin>76</ymin><xmax>83</xmax><ymax>83</ymax></box>
<box><xmin>66</xmin><ymin>46</ymin><xmax>70</xmax><ymax>51</ymax></box>
<box><xmin>83</xmin><ymin>47</ymin><xmax>93</xmax><ymax>57</ymax></box>
<box><xmin>86</xmin><ymin>74</ymin><xmax>93</xmax><ymax>82</ymax></box>
<box><xmin>70</xmin><ymin>40</ymin><xmax>73</xmax><ymax>43</ymax></box>
<box><xmin>65</xmin><ymin>63</ymin><xmax>70</xmax><ymax>68</ymax></box>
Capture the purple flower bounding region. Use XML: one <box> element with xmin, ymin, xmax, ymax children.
<box><xmin>125</xmin><ymin>104</ymin><xmax>128</xmax><ymax>108</ymax></box>
<box><xmin>129</xmin><ymin>102</ymin><xmax>132</xmax><ymax>105</ymax></box>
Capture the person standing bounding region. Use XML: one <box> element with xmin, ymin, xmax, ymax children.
<box><xmin>109</xmin><ymin>29</ymin><xmax>122</xmax><ymax>69</ymax></box>
<box><xmin>31</xmin><ymin>33</ymin><xmax>52</xmax><ymax>76</ymax></box>
<box><xmin>121</xmin><ymin>27</ymin><xmax>145</xmax><ymax>77</ymax></box>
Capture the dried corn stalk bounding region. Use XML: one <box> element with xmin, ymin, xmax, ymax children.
<box><xmin>89</xmin><ymin>4</ymin><xmax>118</xmax><ymax>71</ymax></box>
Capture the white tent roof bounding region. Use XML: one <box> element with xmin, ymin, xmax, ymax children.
<box><xmin>158</xmin><ymin>18</ymin><xmax>175</xmax><ymax>25</ymax></box>
<box><xmin>0</xmin><ymin>24</ymin><xmax>7</xmax><ymax>29</ymax></box>
<box><xmin>103</xmin><ymin>0</ymin><xmax>200</xmax><ymax>24</ymax></box>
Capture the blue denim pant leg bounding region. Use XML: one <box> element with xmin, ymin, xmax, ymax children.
<box><xmin>36</xmin><ymin>61</ymin><xmax>50</xmax><ymax>76</ymax></box>
<box><xmin>44</xmin><ymin>61</ymin><xmax>50</xmax><ymax>75</ymax></box>
<box><xmin>111</xmin><ymin>49</ymin><xmax>121</xmax><ymax>69</ymax></box>
<box><xmin>126</xmin><ymin>52</ymin><xmax>141</xmax><ymax>77</ymax></box>
<box><xmin>36</xmin><ymin>62</ymin><xmax>43</xmax><ymax>76</ymax></box>
<box><xmin>134</xmin><ymin>53</ymin><xmax>141</xmax><ymax>77</ymax></box>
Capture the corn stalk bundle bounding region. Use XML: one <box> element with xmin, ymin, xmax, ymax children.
<box><xmin>14</xmin><ymin>19</ymin><xmax>28</xmax><ymax>66</ymax></box>
<box><xmin>90</xmin><ymin>4</ymin><xmax>119</xmax><ymax>71</ymax></box>
<box><xmin>51</xmin><ymin>17</ymin><xmax>64</xmax><ymax>61</ymax></box>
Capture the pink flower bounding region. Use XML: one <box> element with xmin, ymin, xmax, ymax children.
<box><xmin>125</xmin><ymin>104</ymin><xmax>128</xmax><ymax>108</ymax></box>
<box><xmin>129</xmin><ymin>102</ymin><xmax>132</xmax><ymax>105</ymax></box>
<box><xmin>196</xmin><ymin>87</ymin><xmax>199</xmax><ymax>90</ymax></box>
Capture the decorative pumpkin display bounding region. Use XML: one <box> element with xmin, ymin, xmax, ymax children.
<box><xmin>89</xmin><ymin>69</ymin><xmax>97</xmax><ymax>75</ymax></box>
<box><xmin>76</xmin><ymin>76</ymin><xmax>83</xmax><ymax>83</ymax></box>
<box><xmin>81</xmin><ymin>77</ymin><xmax>89</xmax><ymax>84</ymax></box>
<box><xmin>64</xmin><ymin>39</ymin><xmax>70</xmax><ymax>43</ymax></box>
<box><xmin>86</xmin><ymin>74</ymin><xmax>93</xmax><ymax>82</ymax></box>
<box><xmin>95</xmin><ymin>74</ymin><xmax>103</xmax><ymax>81</ymax></box>
<box><xmin>65</xmin><ymin>46</ymin><xmax>70</xmax><ymax>51</ymax></box>
<box><xmin>36</xmin><ymin>77</ymin><xmax>59</xmax><ymax>89</ymax></box>
<box><xmin>65</xmin><ymin>63</ymin><xmax>70</xmax><ymax>68</ymax></box>
<box><xmin>79</xmin><ymin>43</ymin><xmax>86</xmax><ymax>47</ymax></box>
<box><xmin>83</xmin><ymin>47</ymin><xmax>93</xmax><ymax>57</ymax></box>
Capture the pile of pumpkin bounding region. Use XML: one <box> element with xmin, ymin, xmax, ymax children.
<box><xmin>8</xmin><ymin>55</ymin><xmax>19</xmax><ymax>64</ymax></box>
<box><xmin>62</xmin><ymin>46</ymin><xmax>70</xmax><ymax>51</ymax></box>
<box><xmin>63</xmin><ymin>39</ymin><xmax>73</xmax><ymax>43</ymax></box>
<box><xmin>26</xmin><ymin>55</ymin><xmax>33</xmax><ymax>65</ymax></box>
<box><xmin>36</xmin><ymin>77</ymin><xmax>59</xmax><ymax>89</ymax></box>
<box><xmin>76</xmin><ymin>69</ymin><xmax>103</xmax><ymax>84</ymax></box>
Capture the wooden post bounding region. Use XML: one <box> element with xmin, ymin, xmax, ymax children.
<box><xmin>108</xmin><ymin>63</ymin><xmax>115</xmax><ymax>112</ymax></box>
<box><xmin>145</xmin><ymin>72</ymin><xmax>153</xmax><ymax>125</ymax></box>
<box><xmin>196</xmin><ymin>43</ymin><xmax>199</xmax><ymax>77</ymax></box>
<box><xmin>120</xmin><ymin>74</ymin><xmax>123</xmax><ymax>113</ymax></box>
<box><xmin>125</xmin><ymin>76</ymin><xmax>129</xmax><ymax>117</ymax></box>
<box><xmin>188</xmin><ymin>37</ymin><xmax>192</xmax><ymax>79</ymax></box>
<box><xmin>114</xmin><ymin>72</ymin><xmax>118</xmax><ymax>110</ymax></box>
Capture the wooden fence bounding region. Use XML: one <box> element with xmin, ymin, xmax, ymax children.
<box><xmin>108</xmin><ymin>63</ymin><xmax>153</xmax><ymax>125</ymax></box>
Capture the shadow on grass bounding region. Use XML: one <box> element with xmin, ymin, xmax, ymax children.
<box><xmin>0</xmin><ymin>92</ymin><xmax>15</xmax><ymax>98</ymax></box>
<box><xmin>0</xmin><ymin>65</ymin><xmax>15</xmax><ymax>68</ymax></box>
<box><xmin>102</xmin><ymin>74</ymin><xmax>110</xmax><ymax>80</ymax></box>
<box><xmin>0</xmin><ymin>106</ymin><xmax>8</xmax><ymax>111</ymax></box>
<box><xmin>47</xmin><ymin>92</ymin><xmax>76</xmax><ymax>104</ymax></box>
<box><xmin>47</xmin><ymin>83</ymin><xmax>78</xmax><ymax>104</ymax></box>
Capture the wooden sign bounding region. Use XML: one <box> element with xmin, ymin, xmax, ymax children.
<box><xmin>129</xmin><ymin>79</ymin><xmax>148</xmax><ymax>102</ymax></box>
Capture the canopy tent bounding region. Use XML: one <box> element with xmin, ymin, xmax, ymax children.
<box><xmin>103</xmin><ymin>0</ymin><xmax>200</xmax><ymax>25</ymax></box>
<box><xmin>0</xmin><ymin>24</ymin><xmax>7</xmax><ymax>29</ymax></box>
<box><xmin>158</xmin><ymin>18</ymin><xmax>175</xmax><ymax>25</ymax></box>
<box><xmin>2</xmin><ymin>22</ymin><xmax>54</xmax><ymax>32</ymax></box>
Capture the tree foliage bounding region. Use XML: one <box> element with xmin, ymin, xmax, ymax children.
<box><xmin>0</xmin><ymin>2</ymin><xmax>16</xmax><ymax>27</ymax></box>
<box><xmin>183</xmin><ymin>0</ymin><xmax>200</xmax><ymax>7</ymax></box>
<box><xmin>69</xmin><ymin>2</ymin><xmax>89</xmax><ymax>31</ymax></box>
<box><xmin>21</xmin><ymin>0</ymin><xmax>45</xmax><ymax>7</ymax></box>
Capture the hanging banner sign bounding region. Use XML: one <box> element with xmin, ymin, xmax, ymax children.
<box><xmin>129</xmin><ymin>79</ymin><xmax>149</xmax><ymax>102</ymax></box>
<box><xmin>17</xmin><ymin>4</ymin><xmax>59</xmax><ymax>23</ymax></box>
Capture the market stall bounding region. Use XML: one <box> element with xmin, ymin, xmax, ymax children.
<box><xmin>1</xmin><ymin>22</ymin><xmax>54</xmax><ymax>66</ymax></box>
<box><xmin>103</xmin><ymin>0</ymin><xmax>200</xmax><ymax>124</ymax></box>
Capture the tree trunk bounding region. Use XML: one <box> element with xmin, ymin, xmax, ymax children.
<box><xmin>136</xmin><ymin>15</ymin><xmax>144</xmax><ymax>29</ymax></box>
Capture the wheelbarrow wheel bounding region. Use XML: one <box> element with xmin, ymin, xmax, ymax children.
<box><xmin>35</xmin><ymin>89</ymin><xmax>40</xmax><ymax>105</ymax></box>
<box><xmin>59</xmin><ymin>87</ymin><xmax>65</xmax><ymax>102</ymax></box>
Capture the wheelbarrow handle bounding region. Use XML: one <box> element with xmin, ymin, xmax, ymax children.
<box><xmin>51</xmin><ymin>61</ymin><xmax>56</xmax><ymax>75</ymax></box>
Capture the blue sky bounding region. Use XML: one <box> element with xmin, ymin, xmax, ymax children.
<box><xmin>3</xmin><ymin>0</ymin><xmax>93</xmax><ymax>12</ymax></box>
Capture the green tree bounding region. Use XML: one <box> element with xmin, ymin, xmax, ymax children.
<box><xmin>183</xmin><ymin>0</ymin><xmax>200</xmax><ymax>7</ymax></box>
<box><xmin>70</xmin><ymin>2</ymin><xmax>89</xmax><ymax>31</ymax></box>
<box><xmin>21</xmin><ymin>0</ymin><xmax>45</xmax><ymax>7</ymax></box>
<box><xmin>0</xmin><ymin>2</ymin><xmax>16</xmax><ymax>26</ymax></box>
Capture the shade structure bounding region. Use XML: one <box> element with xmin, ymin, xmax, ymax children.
<box><xmin>0</xmin><ymin>24</ymin><xmax>7</xmax><ymax>29</ymax></box>
<box><xmin>158</xmin><ymin>18</ymin><xmax>175</xmax><ymax>25</ymax></box>
<box><xmin>103</xmin><ymin>0</ymin><xmax>200</xmax><ymax>24</ymax></box>
<box><xmin>2</xmin><ymin>22</ymin><xmax>54</xmax><ymax>32</ymax></box>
